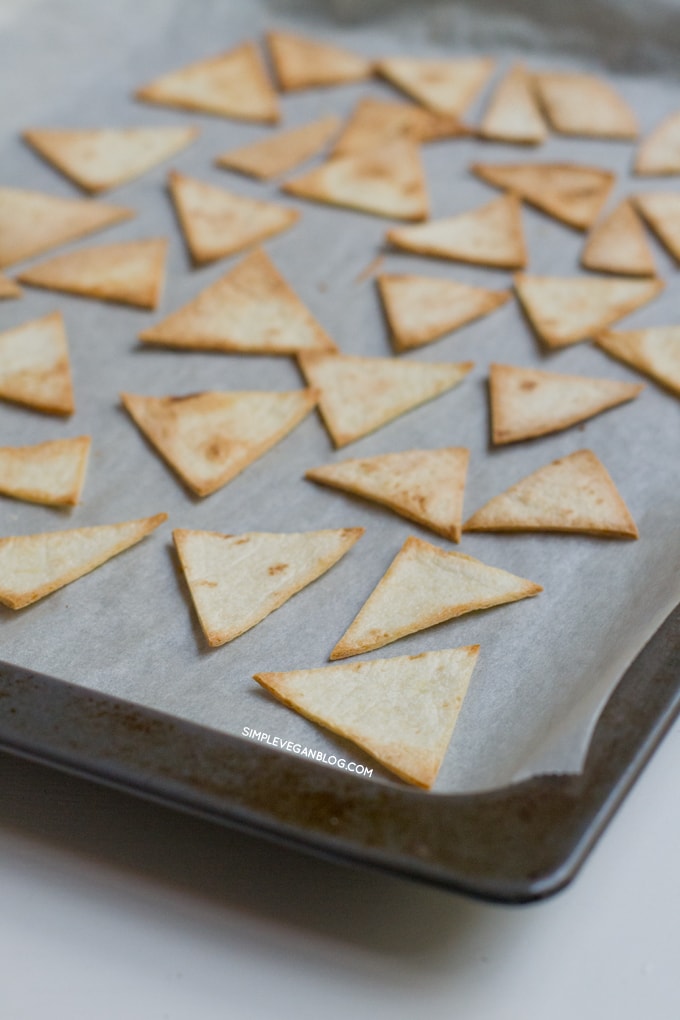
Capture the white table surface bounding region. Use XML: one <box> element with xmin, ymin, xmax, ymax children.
<box><xmin>0</xmin><ymin>717</ymin><xmax>678</xmax><ymax>1020</ymax></box>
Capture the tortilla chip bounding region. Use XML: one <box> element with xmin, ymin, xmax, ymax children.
<box><xmin>174</xmin><ymin>526</ymin><xmax>364</xmax><ymax>647</ymax></box>
<box><xmin>23</xmin><ymin>126</ymin><xmax>199</xmax><ymax>194</ymax></box>
<box><xmin>0</xmin><ymin>275</ymin><xmax>21</xmax><ymax>300</ymax></box>
<box><xmin>533</xmin><ymin>71</ymin><xmax>638</xmax><ymax>139</ymax></box>
<box><xmin>297</xmin><ymin>351</ymin><xmax>473</xmax><ymax>447</ymax></box>
<box><xmin>377</xmin><ymin>273</ymin><xmax>511</xmax><ymax>350</ymax></box>
<box><xmin>387</xmin><ymin>194</ymin><xmax>527</xmax><ymax>268</ymax></box>
<box><xmin>464</xmin><ymin>450</ymin><xmax>638</xmax><ymax>538</ymax></box>
<box><xmin>18</xmin><ymin>238</ymin><xmax>167</xmax><ymax>309</ymax></box>
<box><xmin>168</xmin><ymin>170</ymin><xmax>299</xmax><ymax>265</ymax></box>
<box><xmin>306</xmin><ymin>447</ymin><xmax>469</xmax><ymax>542</ymax></box>
<box><xmin>331</xmin><ymin>536</ymin><xmax>541</xmax><ymax>659</ymax></box>
<box><xmin>471</xmin><ymin>162</ymin><xmax>615</xmax><ymax>230</ymax></box>
<box><xmin>376</xmin><ymin>56</ymin><xmax>495</xmax><ymax>117</ymax></box>
<box><xmin>0</xmin><ymin>187</ymin><xmax>133</xmax><ymax>269</ymax></box>
<box><xmin>282</xmin><ymin>140</ymin><xmax>428</xmax><ymax>221</ymax></box>
<box><xmin>478</xmin><ymin>64</ymin><xmax>547</xmax><ymax>145</ymax></box>
<box><xmin>140</xmin><ymin>248</ymin><xmax>335</xmax><ymax>354</ymax></box>
<box><xmin>331</xmin><ymin>96</ymin><xmax>467</xmax><ymax>158</ymax></box>
<box><xmin>581</xmin><ymin>201</ymin><xmax>657</xmax><ymax>277</ymax></box>
<box><xmin>595</xmin><ymin>326</ymin><xmax>680</xmax><ymax>399</ymax></box>
<box><xmin>635</xmin><ymin>112</ymin><xmax>680</xmax><ymax>176</ymax></box>
<box><xmin>254</xmin><ymin>644</ymin><xmax>480</xmax><ymax>789</ymax></box>
<box><xmin>120</xmin><ymin>388</ymin><xmax>317</xmax><ymax>496</ymax></box>
<box><xmin>0</xmin><ymin>513</ymin><xmax>166</xmax><ymax>610</ymax></box>
<box><xmin>489</xmin><ymin>362</ymin><xmax>644</xmax><ymax>444</ymax></box>
<box><xmin>0</xmin><ymin>311</ymin><xmax>74</xmax><ymax>416</ymax></box>
<box><xmin>215</xmin><ymin>115</ymin><xmax>340</xmax><ymax>180</ymax></box>
<box><xmin>634</xmin><ymin>193</ymin><xmax>680</xmax><ymax>262</ymax></box>
<box><xmin>0</xmin><ymin>436</ymin><xmax>90</xmax><ymax>507</ymax></box>
<box><xmin>266</xmin><ymin>30</ymin><xmax>372</xmax><ymax>91</ymax></box>
<box><xmin>135</xmin><ymin>42</ymin><xmax>279</xmax><ymax>123</ymax></box>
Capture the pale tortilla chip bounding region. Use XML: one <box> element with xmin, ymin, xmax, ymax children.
<box><xmin>0</xmin><ymin>275</ymin><xmax>21</xmax><ymax>300</ymax></box>
<box><xmin>306</xmin><ymin>447</ymin><xmax>469</xmax><ymax>542</ymax></box>
<box><xmin>376</xmin><ymin>56</ymin><xmax>495</xmax><ymax>117</ymax></box>
<box><xmin>266</xmin><ymin>30</ymin><xmax>372</xmax><ymax>91</ymax></box>
<box><xmin>634</xmin><ymin>193</ymin><xmax>680</xmax><ymax>262</ymax></box>
<box><xmin>140</xmin><ymin>248</ymin><xmax>335</xmax><ymax>354</ymax></box>
<box><xmin>215</xmin><ymin>115</ymin><xmax>340</xmax><ymax>180</ymax></box>
<box><xmin>533</xmin><ymin>71</ymin><xmax>638</xmax><ymax>139</ymax></box>
<box><xmin>331</xmin><ymin>536</ymin><xmax>541</xmax><ymax>659</ymax></box>
<box><xmin>471</xmin><ymin>162</ymin><xmax>615</xmax><ymax>230</ymax></box>
<box><xmin>121</xmin><ymin>388</ymin><xmax>317</xmax><ymax>496</ymax></box>
<box><xmin>254</xmin><ymin>644</ymin><xmax>480</xmax><ymax>789</ymax></box>
<box><xmin>18</xmin><ymin>239</ymin><xmax>167</xmax><ymax>309</ymax></box>
<box><xmin>377</xmin><ymin>273</ymin><xmax>510</xmax><ymax>350</ymax></box>
<box><xmin>0</xmin><ymin>436</ymin><xmax>90</xmax><ymax>507</ymax></box>
<box><xmin>297</xmin><ymin>351</ymin><xmax>473</xmax><ymax>447</ymax></box>
<box><xmin>168</xmin><ymin>170</ymin><xmax>299</xmax><ymax>265</ymax></box>
<box><xmin>331</xmin><ymin>96</ymin><xmax>467</xmax><ymax>158</ymax></box>
<box><xmin>489</xmin><ymin>362</ymin><xmax>644</xmax><ymax>444</ymax></box>
<box><xmin>0</xmin><ymin>311</ymin><xmax>74</xmax><ymax>416</ymax></box>
<box><xmin>386</xmin><ymin>194</ymin><xmax>527</xmax><ymax>268</ymax></box>
<box><xmin>174</xmin><ymin>526</ymin><xmax>364</xmax><ymax>647</ymax></box>
<box><xmin>595</xmin><ymin>326</ymin><xmax>680</xmax><ymax>399</ymax></box>
<box><xmin>581</xmin><ymin>201</ymin><xmax>657</xmax><ymax>277</ymax></box>
<box><xmin>464</xmin><ymin>449</ymin><xmax>638</xmax><ymax>538</ymax></box>
<box><xmin>0</xmin><ymin>187</ymin><xmax>133</xmax><ymax>269</ymax></box>
<box><xmin>478</xmin><ymin>64</ymin><xmax>547</xmax><ymax>145</ymax></box>
<box><xmin>282</xmin><ymin>140</ymin><xmax>428</xmax><ymax>221</ymax></box>
<box><xmin>0</xmin><ymin>513</ymin><xmax>166</xmax><ymax>610</ymax></box>
<box><xmin>23</xmin><ymin>126</ymin><xmax>199</xmax><ymax>193</ymax></box>
<box><xmin>514</xmin><ymin>272</ymin><xmax>663</xmax><ymax>348</ymax></box>
<box><xmin>135</xmin><ymin>42</ymin><xmax>279</xmax><ymax>123</ymax></box>
<box><xmin>635</xmin><ymin>112</ymin><xmax>680</xmax><ymax>176</ymax></box>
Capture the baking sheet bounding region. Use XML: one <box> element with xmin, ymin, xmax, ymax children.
<box><xmin>0</xmin><ymin>0</ymin><xmax>678</xmax><ymax>795</ymax></box>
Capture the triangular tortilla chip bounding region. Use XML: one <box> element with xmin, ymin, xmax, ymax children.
<box><xmin>386</xmin><ymin>194</ymin><xmax>527</xmax><ymax>268</ymax></box>
<box><xmin>215</xmin><ymin>115</ymin><xmax>340</xmax><ymax>180</ymax></box>
<box><xmin>464</xmin><ymin>450</ymin><xmax>638</xmax><ymax>538</ymax></box>
<box><xmin>635</xmin><ymin>112</ymin><xmax>680</xmax><ymax>176</ymax></box>
<box><xmin>471</xmin><ymin>162</ymin><xmax>615</xmax><ymax>230</ymax></box>
<box><xmin>135</xmin><ymin>42</ymin><xmax>279</xmax><ymax>123</ymax></box>
<box><xmin>254</xmin><ymin>644</ymin><xmax>480</xmax><ymax>789</ymax></box>
<box><xmin>266</xmin><ymin>30</ymin><xmax>372</xmax><ymax>91</ymax></box>
<box><xmin>306</xmin><ymin>447</ymin><xmax>469</xmax><ymax>542</ymax></box>
<box><xmin>282</xmin><ymin>140</ymin><xmax>428</xmax><ymax>221</ymax></box>
<box><xmin>0</xmin><ymin>311</ymin><xmax>74</xmax><ymax>416</ymax></box>
<box><xmin>140</xmin><ymin>248</ymin><xmax>335</xmax><ymax>354</ymax></box>
<box><xmin>174</xmin><ymin>526</ymin><xmax>364</xmax><ymax>647</ymax></box>
<box><xmin>377</xmin><ymin>273</ymin><xmax>510</xmax><ymax>350</ymax></box>
<box><xmin>634</xmin><ymin>193</ymin><xmax>680</xmax><ymax>262</ymax></box>
<box><xmin>18</xmin><ymin>239</ymin><xmax>167</xmax><ymax>309</ymax></box>
<box><xmin>533</xmin><ymin>72</ymin><xmax>638</xmax><ymax>139</ymax></box>
<box><xmin>0</xmin><ymin>187</ymin><xmax>133</xmax><ymax>269</ymax></box>
<box><xmin>168</xmin><ymin>170</ymin><xmax>299</xmax><ymax>265</ymax></box>
<box><xmin>331</xmin><ymin>96</ymin><xmax>467</xmax><ymax>157</ymax></box>
<box><xmin>377</xmin><ymin>56</ymin><xmax>495</xmax><ymax>117</ymax></box>
<box><xmin>297</xmin><ymin>351</ymin><xmax>473</xmax><ymax>447</ymax></box>
<box><xmin>478</xmin><ymin>64</ymin><xmax>547</xmax><ymax>145</ymax></box>
<box><xmin>489</xmin><ymin>362</ymin><xmax>644</xmax><ymax>444</ymax></box>
<box><xmin>331</xmin><ymin>536</ymin><xmax>541</xmax><ymax>659</ymax></box>
<box><xmin>23</xmin><ymin>126</ymin><xmax>199</xmax><ymax>194</ymax></box>
<box><xmin>121</xmin><ymin>388</ymin><xmax>317</xmax><ymax>496</ymax></box>
<box><xmin>0</xmin><ymin>513</ymin><xmax>166</xmax><ymax>610</ymax></box>
<box><xmin>514</xmin><ymin>272</ymin><xmax>663</xmax><ymax>348</ymax></box>
<box><xmin>595</xmin><ymin>326</ymin><xmax>680</xmax><ymax>398</ymax></box>
<box><xmin>581</xmin><ymin>201</ymin><xmax>657</xmax><ymax>277</ymax></box>
<box><xmin>0</xmin><ymin>436</ymin><xmax>90</xmax><ymax>507</ymax></box>
<box><xmin>0</xmin><ymin>275</ymin><xmax>21</xmax><ymax>300</ymax></box>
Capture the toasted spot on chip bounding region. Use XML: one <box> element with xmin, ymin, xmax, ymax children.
<box><xmin>0</xmin><ymin>275</ymin><xmax>21</xmax><ymax>300</ymax></box>
<box><xmin>533</xmin><ymin>71</ymin><xmax>638</xmax><ymax>139</ymax></box>
<box><xmin>0</xmin><ymin>436</ymin><xmax>90</xmax><ymax>507</ymax></box>
<box><xmin>376</xmin><ymin>55</ymin><xmax>495</xmax><ymax>117</ymax></box>
<box><xmin>332</xmin><ymin>96</ymin><xmax>467</xmax><ymax>157</ymax></box>
<box><xmin>216</xmin><ymin>115</ymin><xmax>340</xmax><ymax>181</ymax></box>
<box><xmin>478</xmin><ymin>64</ymin><xmax>547</xmax><ymax>145</ymax></box>
<box><xmin>595</xmin><ymin>326</ymin><xmax>680</xmax><ymax>399</ymax></box>
<box><xmin>581</xmin><ymin>201</ymin><xmax>657</xmax><ymax>277</ymax></box>
<box><xmin>0</xmin><ymin>311</ymin><xmax>74</xmax><ymax>416</ymax></box>
<box><xmin>267</xmin><ymin>30</ymin><xmax>372</xmax><ymax>91</ymax></box>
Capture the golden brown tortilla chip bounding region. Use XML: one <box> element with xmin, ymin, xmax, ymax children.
<box><xmin>595</xmin><ymin>326</ymin><xmax>680</xmax><ymax>399</ymax></box>
<box><xmin>215</xmin><ymin>115</ymin><xmax>340</xmax><ymax>180</ymax></box>
<box><xmin>377</xmin><ymin>55</ymin><xmax>495</xmax><ymax>117</ymax></box>
<box><xmin>331</xmin><ymin>96</ymin><xmax>467</xmax><ymax>157</ymax></box>
<box><xmin>0</xmin><ymin>275</ymin><xmax>21</xmax><ymax>300</ymax></box>
<box><xmin>635</xmin><ymin>112</ymin><xmax>680</xmax><ymax>176</ymax></box>
<box><xmin>464</xmin><ymin>449</ymin><xmax>638</xmax><ymax>538</ymax></box>
<box><xmin>533</xmin><ymin>71</ymin><xmax>638</xmax><ymax>139</ymax></box>
<box><xmin>581</xmin><ymin>201</ymin><xmax>657</xmax><ymax>277</ymax></box>
<box><xmin>254</xmin><ymin>644</ymin><xmax>481</xmax><ymax>789</ymax></box>
<box><xmin>478</xmin><ymin>64</ymin><xmax>547</xmax><ymax>145</ymax></box>
<box><xmin>0</xmin><ymin>436</ymin><xmax>90</xmax><ymax>507</ymax></box>
<box><xmin>267</xmin><ymin>30</ymin><xmax>372</xmax><ymax>91</ymax></box>
<box><xmin>634</xmin><ymin>192</ymin><xmax>680</xmax><ymax>262</ymax></box>
<box><xmin>0</xmin><ymin>311</ymin><xmax>74</xmax><ymax>416</ymax></box>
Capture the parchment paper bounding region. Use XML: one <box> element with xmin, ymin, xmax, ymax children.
<box><xmin>0</xmin><ymin>0</ymin><xmax>678</xmax><ymax>793</ymax></box>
